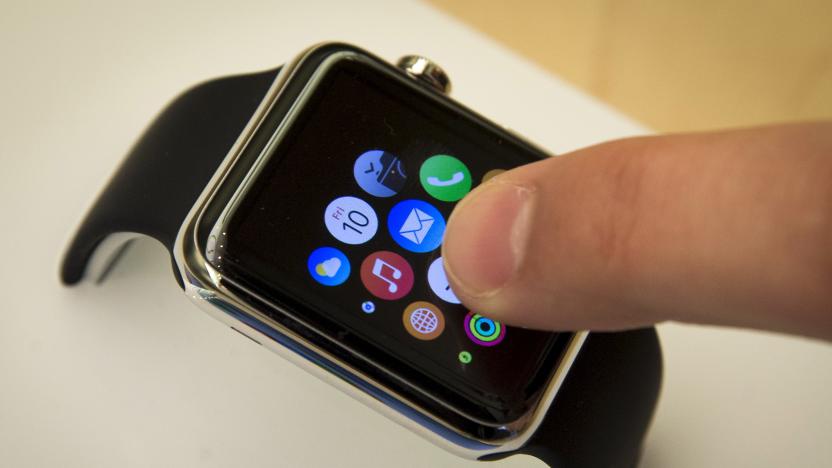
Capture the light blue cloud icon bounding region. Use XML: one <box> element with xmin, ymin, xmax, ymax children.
<box><xmin>307</xmin><ymin>247</ymin><xmax>350</xmax><ymax>286</ymax></box>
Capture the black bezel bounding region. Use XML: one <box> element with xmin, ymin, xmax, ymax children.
<box><xmin>196</xmin><ymin>44</ymin><xmax>574</xmax><ymax>433</ymax></box>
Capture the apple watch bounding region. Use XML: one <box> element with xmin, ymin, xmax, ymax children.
<box><xmin>61</xmin><ymin>43</ymin><xmax>662</xmax><ymax>467</ymax></box>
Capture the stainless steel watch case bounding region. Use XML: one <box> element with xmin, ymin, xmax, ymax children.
<box><xmin>171</xmin><ymin>42</ymin><xmax>588</xmax><ymax>459</ymax></box>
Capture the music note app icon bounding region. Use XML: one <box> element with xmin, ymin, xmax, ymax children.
<box><xmin>360</xmin><ymin>251</ymin><xmax>414</xmax><ymax>300</ymax></box>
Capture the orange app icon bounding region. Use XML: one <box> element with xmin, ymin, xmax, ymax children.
<box><xmin>403</xmin><ymin>301</ymin><xmax>445</xmax><ymax>340</ymax></box>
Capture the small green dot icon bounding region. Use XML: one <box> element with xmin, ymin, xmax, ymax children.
<box><xmin>458</xmin><ymin>351</ymin><xmax>472</xmax><ymax>364</ymax></box>
<box><xmin>420</xmin><ymin>155</ymin><xmax>472</xmax><ymax>202</ymax></box>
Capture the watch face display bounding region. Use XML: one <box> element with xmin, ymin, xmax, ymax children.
<box><xmin>208</xmin><ymin>56</ymin><xmax>567</xmax><ymax>424</ymax></box>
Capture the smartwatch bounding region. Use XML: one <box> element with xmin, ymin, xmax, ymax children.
<box><xmin>61</xmin><ymin>43</ymin><xmax>662</xmax><ymax>467</ymax></box>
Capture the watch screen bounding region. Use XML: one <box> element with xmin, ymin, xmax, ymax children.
<box><xmin>210</xmin><ymin>56</ymin><xmax>565</xmax><ymax>423</ymax></box>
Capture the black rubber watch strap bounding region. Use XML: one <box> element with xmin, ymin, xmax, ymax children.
<box><xmin>482</xmin><ymin>328</ymin><xmax>662</xmax><ymax>467</ymax></box>
<box><xmin>61</xmin><ymin>68</ymin><xmax>279</xmax><ymax>286</ymax></box>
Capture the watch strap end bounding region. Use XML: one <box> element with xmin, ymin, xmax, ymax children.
<box><xmin>59</xmin><ymin>68</ymin><xmax>280</xmax><ymax>288</ymax></box>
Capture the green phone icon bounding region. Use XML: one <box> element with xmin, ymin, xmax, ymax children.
<box><xmin>419</xmin><ymin>155</ymin><xmax>472</xmax><ymax>202</ymax></box>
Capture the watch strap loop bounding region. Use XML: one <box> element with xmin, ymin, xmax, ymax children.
<box><xmin>482</xmin><ymin>328</ymin><xmax>662</xmax><ymax>467</ymax></box>
<box><xmin>61</xmin><ymin>68</ymin><xmax>279</xmax><ymax>287</ymax></box>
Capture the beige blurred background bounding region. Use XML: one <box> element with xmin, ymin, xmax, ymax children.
<box><xmin>428</xmin><ymin>0</ymin><xmax>832</xmax><ymax>132</ymax></box>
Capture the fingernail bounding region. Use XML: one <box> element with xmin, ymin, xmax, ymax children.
<box><xmin>443</xmin><ymin>181</ymin><xmax>535</xmax><ymax>298</ymax></box>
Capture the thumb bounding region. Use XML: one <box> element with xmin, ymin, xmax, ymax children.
<box><xmin>441</xmin><ymin>122</ymin><xmax>832</xmax><ymax>340</ymax></box>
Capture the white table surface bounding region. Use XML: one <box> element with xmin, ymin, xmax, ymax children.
<box><xmin>1</xmin><ymin>1</ymin><xmax>830</xmax><ymax>467</ymax></box>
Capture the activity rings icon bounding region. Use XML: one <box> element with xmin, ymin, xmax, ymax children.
<box><xmin>464</xmin><ymin>312</ymin><xmax>506</xmax><ymax>347</ymax></box>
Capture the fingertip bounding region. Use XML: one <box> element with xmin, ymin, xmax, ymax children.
<box><xmin>442</xmin><ymin>180</ymin><xmax>536</xmax><ymax>300</ymax></box>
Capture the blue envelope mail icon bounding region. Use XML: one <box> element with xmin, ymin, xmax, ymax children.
<box><xmin>399</xmin><ymin>208</ymin><xmax>434</xmax><ymax>244</ymax></box>
<box><xmin>389</xmin><ymin>200</ymin><xmax>446</xmax><ymax>253</ymax></box>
